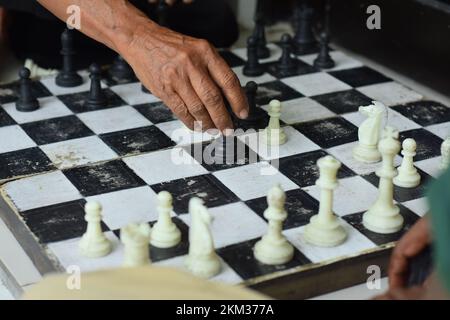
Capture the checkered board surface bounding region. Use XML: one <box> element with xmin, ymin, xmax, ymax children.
<box><xmin>0</xmin><ymin>43</ymin><xmax>449</xmax><ymax>288</ymax></box>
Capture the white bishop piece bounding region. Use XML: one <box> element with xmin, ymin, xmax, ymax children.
<box><xmin>304</xmin><ymin>156</ymin><xmax>347</xmax><ymax>247</ymax></box>
<box><xmin>363</xmin><ymin>127</ymin><xmax>404</xmax><ymax>234</ymax></box>
<box><xmin>185</xmin><ymin>198</ymin><xmax>221</xmax><ymax>278</ymax></box>
<box><xmin>262</xmin><ymin>100</ymin><xmax>287</xmax><ymax>146</ymax></box>
<box><xmin>121</xmin><ymin>223</ymin><xmax>151</xmax><ymax>267</ymax></box>
<box><xmin>79</xmin><ymin>201</ymin><xmax>112</xmax><ymax>258</ymax></box>
<box><xmin>393</xmin><ymin>138</ymin><xmax>421</xmax><ymax>188</ymax></box>
<box><xmin>254</xmin><ymin>184</ymin><xmax>294</xmax><ymax>265</ymax></box>
<box><xmin>151</xmin><ymin>191</ymin><xmax>181</xmax><ymax>248</ymax></box>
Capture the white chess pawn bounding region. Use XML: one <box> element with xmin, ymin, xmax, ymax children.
<box><xmin>79</xmin><ymin>202</ymin><xmax>112</xmax><ymax>258</ymax></box>
<box><xmin>393</xmin><ymin>138</ymin><xmax>421</xmax><ymax>188</ymax></box>
<box><xmin>185</xmin><ymin>198</ymin><xmax>221</xmax><ymax>278</ymax></box>
<box><xmin>304</xmin><ymin>156</ymin><xmax>347</xmax><ymax>247</ymax></box>
<box><xmin>363</xmin><ymin>127</ymin><xmax>404</xmax><ymax>234</ymax></box>
<box><xmin>121</xmin><ymin>223</ymin><xmax>152</xmax><ymax>267</ymax></box>
<box><xmin>151</xmin><ymin>191</ymin><xmax>181</xmax><ymax>248</ymax></box>
<box><xmin>440</xmin><ymin>137</ymin><xmax>450</xmax><ymax>171</ymax></box>
<box><xmin>254</xmin><ymin>184</ymin><xmax>294</xmax><ymax>265</ymax></box>
<box><xmin>352</xmin><ymin>101</ymin><xmax>386</xmax><ymax>163</ymax></box>
<box><xmin>262</xmin><ymin>100</ymin><xmax>287</xmax><ymax>146</ymax></box>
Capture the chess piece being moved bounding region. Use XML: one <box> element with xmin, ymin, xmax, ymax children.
<box><xmin>79</xmin><ymin>202</ymin><xmax>112</xmax><ymax>258</ymax></box>
<box><xmin>254</xmin><ymin>184</ymin><xmax>294</xmax><ymax>265</ymax></box>
<box><xmin>243</xmin><ymin>36</ymin><xmax>265</xmax><ymax>77</ymax></box>
<box><xmin>15</xmin><ymin>67</ymin><xmax>40</xmax><ymax>112</ymax></box>
<box><xmin>235</xmin><ymin>81</ymin><xmax>269</xmax><ymax>130</ymax></box>
<box><xmin>86</xmin><ymin>63</ymin><xmax>107</xmax><ymax>109</ymax></box>
<box><xmin>292</xmin><ymin>2</ymin><xmax>317</xmax><ymax>55</ymax></box>
<box><xmin>56</xmin><ymin>29</ymin><xmax>83</xmax><ymax>87</ymax></box>
<box><xmin>151</xmin><ymin>191</ymin><xmax>181</xmax><ymax>248</ymax></box>
<box><xmin>353</xmin><ymin>101</ymin><xmax>386</xmax><ymax>163</ymax></box>
<box><xmin>253</xmin><ymin>12</ymin><xmax>270</xmax><ymax>59</ymax></box>
<box><xmin>263</xmin><ymin>100</ymin><xmax>287</xmax><ymax>146</ymax></box>
<box><xmin>363</xmin><ymin>127</ymin><xmax>404</xmax><ymax>234</ymax></box>
<box><xmin>304</xmin><ymin>156</ymin><xmax>347</xmax><ymax>247</ymax></box>
<box><xmin>121</xmin><ymin>223</ymin><xmax>151</xmax><ymax>267</ymax></box>
<box><xmin>185</xmin><ymin>198</ymin><xmax>221</xmax><ymax>278</ymax></box>
<box><xmin>275</xmin><ymin>34</ymin><xmax>297</xmax><ymax>77</ymax></box>
<box><xmin>109</xmin><ymin>55</ymin><xmax>135</xmax><ymax>82</ymax></box>
<box><xmin>313</xmin><ymin>32</ymin><xmax>335</xmax><ymax>70</ymax></box>
<box><xmin>393</xmin><ymin>138</ymin><xmax>421</xmax><ymax>188</ymax></box>
<box><xmin>440</xmin><ymin>138</ymin><xmax>450</xmax><ymax>171</ymax></box>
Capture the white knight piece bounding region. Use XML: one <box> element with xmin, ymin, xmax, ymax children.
<box><xmin>185</xmin><ymin>198</ymin><xmax>221</xmax><ymax>278</ymax></box>
<box><xmin>304</xmin><ymin>156</ymin><xmax>347</xmax><ymax>247</ymax></box>
<box><xmin>353</xmin><ymin>101</ymin><xmax>386</xmax><ymax>163</ymax></box>
<box><xmin>254</xmin><ymin>184</ymin><xmax>294</xmax><ymax>265</ymax></box>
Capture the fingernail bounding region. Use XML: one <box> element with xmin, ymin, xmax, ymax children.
<box><xmin>239</xmin><ymin>109</ymin><xmax>248</xmax><ymax>119</ymax></box>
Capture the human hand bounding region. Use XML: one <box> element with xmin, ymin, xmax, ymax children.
<box><xmin>388</xmin><ymin>217</ymin><xmax>432</xmax><ymax>289</ymax></box>
<box><xmin>122</xmin><ymin>22</ymin><xmax>248</xmax><ymax>131</ymax></box>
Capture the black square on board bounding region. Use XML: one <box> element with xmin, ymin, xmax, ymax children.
<box><xmin>0</xmin><ymin>147</ymin><xmax>54</xmax><ymax>181</ymax></box>
<box><xmin>63</xmin><ymin>159</ymin><xmax>146</xmax><ymax>197</ymax></box>
<box><xmin>217</xmin><ymin>238</ymin><xmax>311</xmax><ymax>280</ymax></box>
<box><xmin>256</xmin><ymin>81</ymin><xmax>303</xmax><ymax>106</ymax></box>
<box><xmin>311</xmin><ymin>89</ymin><xmax>373</xmax><ymax>114</ymax></box>
<box><xmin>329</xmin><ymin>67</ymin><xmax>391</xmax><ymax>88</ymax></box>
<box><xmin>399</xmin><ymin>129</ymin><xmax>443</xmax><ymax>161</ymax></box>
<box><xmin>245</xmin><ymin>188</ymin><xmax>319</xmax><ymax>229</ymax></box>
<box><xmin>342</xmin><ymin>206</ymin><xmax>420</xmax><ymax>246</ymax></box>
<box><xmin>278</xmin><ymin>149</ymin><xmax>355</xmax><ymax>188</ymax></box>
<box><xmin>293</xmin><ymin>117</ymin><xmax>358</xmax><ymax>148</ymax></box>
<box><xmin>392</xmin><ymin>100</ymin><xmax>450</xmax><ymax>127</ymax></box>
<box><xmin>219</xmin><ymin>51</ymin><xmax>245</xmax><ymax>68</ymax></box>
<box><xmin>100</xmin><ymin>126</ymin><xmax>175</xmax><ymax>156</ymax></box>
<box><xmin>58</xmin><ymin>88</ymin><xmax>127</xmax><ymax>113</ymax></box>
<box><xmin>151</xmin><ymin>174</ymin><xmax>238</xmax><ymax>214</ymax></box>
<box><xmin>19</xmin><ymin>199</ymin><xmax>109</xmax><ymax>244</ymax></box>
<box><xmin>0</xmin><ymin>108</ymin><xmax>16</xmax><ymax>127</ymax></box>
<box><xmin>134</xmin><ymin>102</ymin><xmax>177</xmax><ymax>124</ymax></box>
<box><xmin>265</xmin><ymin>59</ymin><xmax>318</xmax><ymax>79</ymax></box>
<box><xmin>21</xmin><ymin>115</ymin><xmax>94</xmax><ymax>145</ymax></box>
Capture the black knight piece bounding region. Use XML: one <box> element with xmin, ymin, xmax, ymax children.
<box><xmin>243</xmin><ymin>36</ymin><xmax>265</xmax><ymax>77</ymax></box>
<box><xmin>293</xmin><ymin>1</ymin><xmax>317</xmax><ymax>55</ymax></box>
<box><xmin>16</xmin><ymin>67</ymin><xmax>40</xmax><ymax>112</ymax></box>
<box><xmin>234</xmin><ymin>81</ymin><xmax>268</xmax><ymax>130</ymax></box>
<box><xmin>109</xmin><ymin>55</ymin><xmax>135</xmax><ymax>82</ymax></box>
<box><xmin>86</xmin><ymin>63</ymin><xmax>107</xmax><ymax>109</ymax></box>
<box><xmin>313</xmin><ymin>32</ymin><xmax>335</xmax><ymax>69</ymax></box>
<box><xmin>55</xmin><ymin>28</ymin><xmax>83</xmax><ymax>88</ymax></box>
<box><xmin>253</xmin><ymin>12</ymin><xmax>270</xmax><ymax>59</ymax></box>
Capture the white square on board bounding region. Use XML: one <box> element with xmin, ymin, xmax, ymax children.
<box><xmin>282</xmin><ymin>72</ymin><xmax>352</xmax><ymax>97</ymax></box>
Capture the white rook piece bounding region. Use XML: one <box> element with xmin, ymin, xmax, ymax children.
<box><xmin>262</xmin><ymin>100</ymin><xmax>287</xmax><ymax>146</ymax></box>
<box><xmin>121</xmin><ymin>223</ymin><xmax>152</xmax><ymax>267</ymax></box>
<box><xmin>151</xmin><ymin>191</ymin><xmax>181</xmax><ymax>248</ymax></box>
<box><xmin>353</xmin><ymin>101</ymin><xmax>386</xmax><ymax>163</ymax></box>
<box><xmin>79</xmin><ymin>201</ymin><xmax>112</xmax><ymax>258</ymax></box>
<box><xmin>440</xmin><ymin>137</ymin><xmax>450</xmax><ymax>171</ymax></box>
<box><xmin>185</xmin><ymin>198</ymin><xmax>221</xmax><ymax>278</ymax></box>
<box><xmin>304</xmin><ymin>156</ymin><xmax>347</xmax><ymax>247</ymax></box>
<box><xmin>363</xmin><ymin>126</ymin><xmax>404</xmax><ymax>234</ymax></box>
<box><xmin>254</xmin><ymin>184</ymin><xmax>293</xmax><ymax>264</ymax></box>
<box><xmin>393</xmin><ymin>138</ymin><xmax>421</xmax><ymax>188</ymax></box>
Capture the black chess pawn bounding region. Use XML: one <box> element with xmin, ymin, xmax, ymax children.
<box><xmin>56</xmin><ymin>29</ymin><xmax>83</xmax><ymax>87</ymax></box>
<box><xmin>253</xmin><ymin>13</ymin><xmax>270</xmax><ymax>59</ymax></box>
<box><xmin>276</xmin><ymin>34</ymin><xmax>297</xmax><ymax>76</ymax></box>
<box><xmin>16</xmin><ymin>67</ymin><xmax>40</xmax><ymax>112</ymax></box>
<box><xmin>293</xmin><ymin>2</ymin><xmax>317</xmax><ymax>55</ymax></box>
<box><xmin>313</xmin><ymin>32</ymin><xmax>335</xmax><ymax>69</ymax></box>
<box><xmin>235</xmin><ymin>81</ymin><xmax>268</xmax><ymax>130</ymax></box>
<box><xmin>243</xmin><ymin>36</ymin><xmax>265</xmax><ymax>77</ymax></box>
<box><xmin>109</xmin><ymin>55</ymin><xmax>135</xmax><ymax>82</ymax></box>
<box><xmin>86</xmin><ymin>63</ymin><xmax>107</xmax><ymax>109</ymax></box>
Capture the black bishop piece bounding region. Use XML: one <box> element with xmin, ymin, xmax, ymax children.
<box><xmin>16</xmin><ymin>67</ymin><xmax>40</xmax><ymax>112</ymax></box>
<box><xmin>56</xmin><ymin>29</ymin><xmax>83</xmax><ymax>87</ymax></box>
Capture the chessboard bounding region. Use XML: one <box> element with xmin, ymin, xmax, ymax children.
<box><xmin>0</xmin><ymin>42</ymin><xmax>449</xmax><ymax>299</ymax></box>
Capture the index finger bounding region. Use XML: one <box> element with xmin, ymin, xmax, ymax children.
<box><xmin>207</xmin><ymin>51</ymin><xmax>249</xmax><ymax>120</ymax></box>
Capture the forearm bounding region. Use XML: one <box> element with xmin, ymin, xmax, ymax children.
<box><xmin>37</xmin><ymin>0</ymin><xmax>156</xmax><ymax>54</ymax></box>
